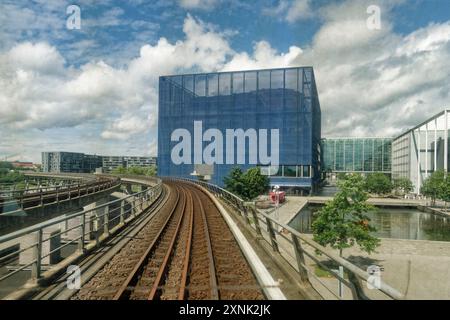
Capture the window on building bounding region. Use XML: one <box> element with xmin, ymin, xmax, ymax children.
<box><xmin>284</xmin><ymin>165</ymin><xmax>297</xmax><ymax>177</ymax></box>
<box><xmin>244</xmin><ymin>71</ymin><xmax>257</xmax><ymax>93</ymax></box>
<box><xmin>195</xmin><ymin>75</ymin><xmax>206</xmax><ymax>96</ymax></box>
<box><xmin>207</xmin><ymin>74</ymin><xmax>218</xmax><ymax>97</ymax></box>
<box><xmin>219</xmin><ymin>73</ymin><xmax>231</xmax><ymax>96</ymax></box>
<box><xmin>285</xmin><ymin>69</ymin><xmax>297</xmax><ymax>91</ymax></box>
<box><xmin>303</xmin><ymin>165</ymin><xmax>311</xmax><ymax>178</ymax></box>
<box><xmin>232</xmin><ymin>72</ymin><xmax>244</xmax><ymax>94</ymax></box>
<box><xmin>258</xmin><ymin>71</ymin><xmax>270</xmax><ymax>90</ymax></box>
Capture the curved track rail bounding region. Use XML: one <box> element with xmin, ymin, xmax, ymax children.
<box><xmin>72</xmin><ymin>181</ymin><xmax>263</xmax><ymax>300</ymax></box>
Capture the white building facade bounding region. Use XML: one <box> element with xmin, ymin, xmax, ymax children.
<box><xmin>392</xmin><ymin>109</ymin><xmax>450</xmax><ymax>193</ymax></box>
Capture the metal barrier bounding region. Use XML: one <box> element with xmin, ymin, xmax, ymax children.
<box><xmin>0</xmin><ymin>178</ymin><xmax>121</xmax><ymax>213</ymax></box>
<box><xmin>0</xmin><ymin>177</ymin><xmax>162</xmax><ymax>291</ymax></box>
<box><xmin>169</xmin><ymin>177</ymin><xmax>404</xmax><ymax>300</ymax></box>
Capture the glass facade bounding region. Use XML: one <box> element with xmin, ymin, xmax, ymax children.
<box><xmin>392</xmin><ymin>109</ymin><xmax>450</xmax><ymax>193</ymax></box>
<box><xmin>158</xmin><ymin>67</ymin><xmax>322</xmax><ymax>192</ymax></box>
<box><xmin>321</xmin><ymin>138</ymin><xmax>392</xmax><ymax>174</ymax></box>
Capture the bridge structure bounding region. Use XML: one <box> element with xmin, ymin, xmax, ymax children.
<box><xmin>0</xmin><ymin>173</ymin><xmax>403</xmax><ymax>300</ymax></box>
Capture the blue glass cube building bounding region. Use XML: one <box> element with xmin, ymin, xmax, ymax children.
<box><xmin>158</xmin><ymin>67</ymin><xmax>321</xmax><ymax>194</ymax></box>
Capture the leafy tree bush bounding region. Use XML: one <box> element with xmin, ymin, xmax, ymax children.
<box><xmin>312</xmin><ymin>174</ymin><xmax>380</xmax><ymax>257</ymax></box>
<box><xmin>223</xmin><ymin>167</ymin><xmax>269</xmax><ymax>201</ymax></box>
<box><xmin>421</xmin><ymin>170</ymin><xmax>445</xmax><ymax>205</ymax></box>
<box><xmin>364</xmin><ymin>172</ymin><xmax>393</xmax><ymax>195</ymax></box>
<box><xmin>438</xmin><ymin>175</ymin><xmax>450</xmax><ymax>208</ymax></box>
<box><xmin>0</xmin><ymin>171</ymin><xmax>25</xmax><ymax>183</ymax></box>
<box><xmin>392</xmin><ymin>177</ymin><xmax>414</xmax><ymax>195</ymax></box>
<box><xmin>223</xmin><ymin>167</ymin><xmax>245</xmax><ymax>197</ymax></box>
<box><xmin>336</xmin><ymin>172</ymin><xmax>347</xmax><ymax>180</ymax></box>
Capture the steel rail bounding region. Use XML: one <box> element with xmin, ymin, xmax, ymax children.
<box><xmin>190</xmin><ymin>186</ymin><xmax>219</xmax><ymax>300</ymax></box>
<box><xmin>148</xmin><ymin>187</ymin><xmax>192</xmax><ymax>300</ymax></box>
<box><xmin>170</xmin><ymin>177</ymin><xmax>404</xmax><ymax>300</ymax></box>
<box><xmin>177</xmin><ymin>188</ymin><xmax>194</xmax><ymax>300</ymax></box>
<box><xmin>113</xmin><ymin>185</ymin><xmax>183</xmax><ymax>300</ymax></box>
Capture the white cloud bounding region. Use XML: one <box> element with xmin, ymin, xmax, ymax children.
<box><xmin>222</xmin><ymin>41</ymin><xmax>302</xmax><ymax>71</ymax></box>
<box><xmin>286</xmin><ymin>0</ymin><xmax>313</xmax><ymax>23</ymax></box>
<box><xmin>2</xmin><ymin>0</ymin><xmax>450</xmax><ymax>163</ymax></box>
<box><xmin>263</xmin><ymin>0</ymin><xmax>313</xmax><ymax>23</ymax></box>
<box><xmin>7</xmin><ymin>42</ymin><xmax>66</xmax><ymax>75</ymax></box>
<box><xmin>178</xmin><ymin>0</ymin><xmax>217</xmax><ymax>10</ymax></box>
<box><xmin>292</xmin><ymin>0</ymin><xmax>450</xmax><ymax>137</ymax></box>
<box><xmin>101</xmin><ymin>115</ymin><xmax>149</xmax><ymax>140</ymax></box>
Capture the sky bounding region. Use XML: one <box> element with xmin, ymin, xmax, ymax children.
<box><xmin>0</xmin><ymin>0</ymin><xmax>450</xmax><ymax>163</ymax></box>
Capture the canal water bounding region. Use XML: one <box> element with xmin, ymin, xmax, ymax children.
<box><xmin>289</xmin><ymin>205</ymin><xmax>450</xmax><ymax>241</ymax></box>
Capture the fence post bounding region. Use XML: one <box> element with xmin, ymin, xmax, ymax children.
<box><xmin>242</xmin><ymin>205</ymin><xmax>251</xmax><ymax>225</ymax></box>
<box><xmin>291</xmin><ymin>234</ymin><xmax>309</xmax><ymax>282</ymax></box>
<box><xmin>103</xmin><ymin>205</ymin><xmax>109</xmax><ymax>236</ymax></box>
<box><xmin>250</xmin><ymin>206</ymin><xmax>262</xmax><ymax>236</ymax></box>
<box><xmin>78</xmin><ymin>214</ymin><xmax>86</xmax><ymax>253</ymax></box>
<box><xmin>120</xmin><ymin>200</ymin><xmax>125</xmax><ymax>224</ymax></box>
<box><xmin>94</xmin><ymin>215</ymin><xmax>100</xmax><ymax>247</ymax></box>
<box><xmin>266</xmin><ymin>217</ymin><xmax>279</xmax><ymax>252</ymax></box>
<box><xmin>31</xmin><ymin>229</ymin><xmax>43</xmax><ymax>279</ymax></box>
<box><xmin>39</xmin><ymin>191</ymin><xmax>43</xmax><ymax>207</ymax></box>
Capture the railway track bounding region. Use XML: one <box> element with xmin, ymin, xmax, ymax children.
<box><xmin>72</xmin><ymin>181</ymin><xmax>263</xmax><ymax>300</ymax></box>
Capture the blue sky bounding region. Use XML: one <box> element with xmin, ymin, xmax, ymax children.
<box><xmin>1</xmin><ymin>0</ymin><xmax>450</xmax><ymax>162</ymax></box>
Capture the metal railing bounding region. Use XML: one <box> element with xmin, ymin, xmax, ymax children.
<box><xmin>0</xmin><ymin>178</ymin><xmax>121</xmax><ymax>214</ymax></box>
<box><xmin>1</xmin><ymin>181</ymin><xmax>89</xmax><ymax>198</ymax></box>
<box><xmin>0</xmin><ymin>178</ymin><xmax>163</xmax><ymax>291</ymax></box>
<box><xmin>170</xmin><ymin>177</ymin><xmax>404</xmax><ymax>300</ymax></box>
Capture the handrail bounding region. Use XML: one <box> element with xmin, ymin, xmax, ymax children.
<box><xmin>0</xmin><ymin>177</ymin><xmax>121</xmax><ymax>214</ymax></box>
<box><xmin>0</xmin><ymin>177</ymin><xmax>163</xmax><ymax>291</ymax></box>
<box><xmin>166</xmin><ymin>177</ymin><xmax>404</xmax><ymax>300</ymax></box>
<box><xmin>0</xmin><ymin>173</ymin><xmax>112</xmax><ymax>199</ymax></box>
<box><xmin>0</xmin><ymin>182</ymin><xmax>150</xmax><ymax>243</ymax></box>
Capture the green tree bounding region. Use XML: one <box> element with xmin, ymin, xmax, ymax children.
<box><xmin>112</xmin><ymin>166</ymin><xmax>128</xmax><ymax>174</ymax></box>
<box><xmin>336</xmin><ymin>172</ymin><xmax>347</xmax><ymax>180</ymax></box>
<box><xmin>393</xmin><ymin>177</ymin><xmax>414</xmax><ymax>195</ymax></box>
<box><xmin>365</xmin><ymin>172</ymin><xmax>393</xmax><ymax>195</ymax></box>
<box><xmin>241</xmin><ymin>167</ymin><xmax>270</xmax><ymax>200</ymax></box>
<box><xmin>0</xmin><ymin>162</ymin><xmax>13</xmax><ymax>170</ymax></box>
<box><xmin>312</xmin><ymin>174</ymin><xmax>380</xmax><ymax>257</ymax></box>
<box><xmin>223</xmin><ymin>167</ymin><xmax>269</xmax><ymax>201</ymax></box>
<box><xmin>223</xmin><ymin>167</ymin><xmax>245</xmax><ymax>197</ymax></box>
<box><xmin>421</xmin><ymin>170</ymin><xmax>445</xmax><ymax>205</ymax></box>
<box><xmin>0</xmin><ymin>171</ymin><xmax>24</xmax><ymax>183</ymax></box>
<box><xmin>438</xmin><ymin>175</ymin><xmax>450</xmax><ymax>209</ymax></box>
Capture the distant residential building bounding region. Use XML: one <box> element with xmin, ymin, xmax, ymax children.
<box><xmin>101</xmin><ymin>156</ymin><xmax>156</xmax><ymax>173</ymax></box>
<box><xmin>42</xmin><ymin>152</ymin><xmax>98</xmax><ymax>173</ymax></box>
<box><xmin>42</xmin><ymin>152</ymin><xmax>156</xmax><ymax>174</ymax></box>
<box><xmin>10</xmin><ymin>161</ymin><xmax>38</xmax><ymax>170</ymax></box>
<box><xmin>321</xmin><ymin>137</ymin><xmax>392</xmax><ymax>179</ymax></box>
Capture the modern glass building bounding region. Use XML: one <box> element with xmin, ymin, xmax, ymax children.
<box><xmin>42</xmin><ymin>152</ymin><xmax>156</xmax><ymax>174</ymax></box>
<box><xmin>42</xmin><ymin>152</ymin><xmax>101</xmax><ymax>173</ymax></box>
<box><xmin>321</xmin><ymin>138</ymin><xmax>392</xmax><ymax>176</ymax></box>
<box><xmin>158</xmin><ymin>67</ymin><xmax>322</xmax><ymax>194</ymax></box>
<box><xmin>392</xmin><ymin>109</ymin><xmax>450</xmax><ymax>193</ymax></box>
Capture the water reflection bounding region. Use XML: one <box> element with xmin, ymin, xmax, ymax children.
<box><xmin>289</xmin><ymin>205</ymin><xmax>450</xmax><ymax>241</ymax></box>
